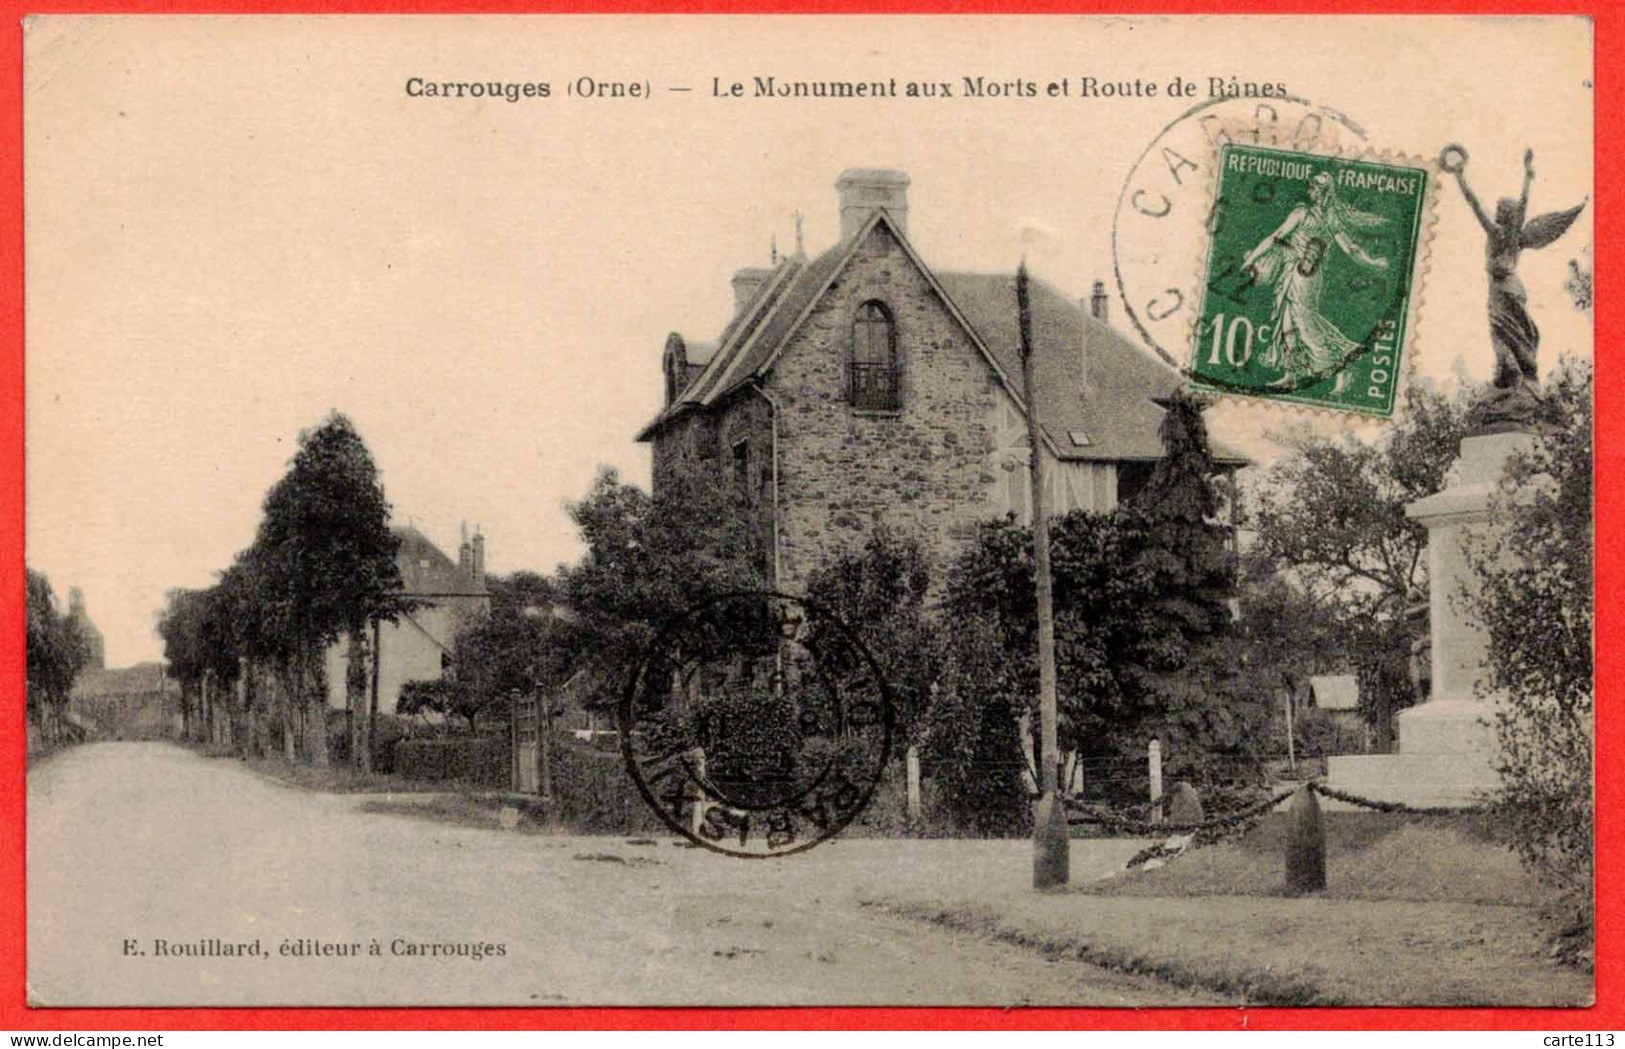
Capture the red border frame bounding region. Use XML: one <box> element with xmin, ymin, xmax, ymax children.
<box><xmin>1</xmin><ymin>0</ymin><xmax>1615</xmax><ymax>1031</ymax></box>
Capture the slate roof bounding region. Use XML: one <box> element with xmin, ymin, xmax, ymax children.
<box><xmin>392</xmin><ymin>525</ymin><xmax>487</xmax><ymax>597</ymax></box>
<box><xmin>637</xmin><ymin>211</ymin><xmax>1247</xmax><ymax>465</ymax></box>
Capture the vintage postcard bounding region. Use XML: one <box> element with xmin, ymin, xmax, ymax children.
<box><xmin>22</xmin><ymin>14</ymin><xmax>1594</xmax><ymax>1008</ymax></box>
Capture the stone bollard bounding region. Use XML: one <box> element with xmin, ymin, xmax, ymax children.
<box><xmin>1285</xmin><ymin>784</ymin><xmax>1327</xmax><ymax>895</ymax></box>
<box><xmin>1166</xmin><ymin>781</ymin><xmax>1203</xmax><ymax>826</ymax></box>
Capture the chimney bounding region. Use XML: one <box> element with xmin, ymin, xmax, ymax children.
<box><xmin>69</xmin><ymin>586</ymin><xmax>85</xmax><ymax>615</ymax></box>
<box><xmin>1090</xmin><ymin>279</ymin><xmax>1109</xmax><ymax>323</ymax></box>
<box><xmin>731</xmin><ymin>267</ymin><xmax>774</xmax><ymax>313</ymax></box>
<box><xmin>471</xmin><ymin>526</ymin><xmax>486</xmax><ymax>587</ymax></box>
<box><xmin>836</xmin><ymin>168</ymin><xmax>910</xmax><ymax>241</ymax></box>
<box><xmin>458</xmin><ymin>521</ymin><xmax>473</xmax><ymax>577</ymax></box>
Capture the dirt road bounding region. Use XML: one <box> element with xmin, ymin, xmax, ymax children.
<box><xmin>28</xmin><ymin>742</ymin><xmax>1221</xmax><ymax>1007</ymax></box>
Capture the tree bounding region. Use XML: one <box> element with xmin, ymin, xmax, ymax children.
<box><xmin>432</xmin><ymin>572</ymin><xmax>563</xmax><ymax>734</ymax></box>
<box><xmin>1464</xmin><ymin>359</ymin><xmax>1593</xmax><ymax>923</ymax></box>
<box><xmin>156</xmin><ymin>587</ymin><xmax>211</xmax><ymax>740</ymax></box>
<box><xmin>924</xmin><ymin>617</ymin><xmax>1032</xmax><ymax>836</ymax></box>
<box><xmin>803</xmin><ymin>525</ymin><xmax>943</xmax><ymax>747</ymax></box>
<box><xmin>248</xmin><ymin>412</ymin><xmax>414</xmax><ymax>768</ymax></box>
<box><xmin>1116</xmin><ymin>392</ymin><xmax>1269</xmax><ymax>783</ymax></box>
<box><xmin>944</xmin><ymin>393</ymin><xmax>1269</xmax><ymax>797</ymax></box>
<box><xmin>26</xmin><ymin>568</ymin><xmax>90</xmax><ymax>745</ymax></box>
<box><xmin>1248</xmin><ymin>383</ymin><xmax>1477</xmax><ymax>743</ymax></box>
<box><xmin>549</xmin><ymin>466</ymin><xmax>763</xmax><ymax>712</ymax></box>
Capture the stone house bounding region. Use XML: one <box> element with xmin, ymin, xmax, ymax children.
<box><xmin>636</xmin><ymin>167</ymin><xmax>1247</xmax><ymax>593</ymax></box>
<box><xmin>324</xmin><ymin>523</ymin><xmax>491</xmax><ymax>717</ymax></box>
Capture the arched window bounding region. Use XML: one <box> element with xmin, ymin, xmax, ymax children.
<box><xmin>848</xmin><ymin>300</ymin><xmax>900</xmax><ymax>409</ymax></box>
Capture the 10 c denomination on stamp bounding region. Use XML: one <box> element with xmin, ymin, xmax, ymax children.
<box><xmin>1190</xmin><ymin>144</ymin><xmax>1432</xmax><ymax>416</ymax></box>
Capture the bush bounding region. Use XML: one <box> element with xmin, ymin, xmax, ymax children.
<box><xmin>551</xmin><ymin>734</ymin><xmax>664</xmax><ymax>833</ymax></box>
<box><xmin>1465</xmin><ymin>362</ymin><xmax>1593</xmax><ymax>925</ymax></box>
<box><xmin>393</xmin><ymin>735</ymin><xmax>509</xmax><ymax>786</ymax></box>
<box><xmin>325</xmin><ymin>711</ymin><xmax>414</xmax><ymax>772</ymax></box>
<box><xmin>924</xmin><ymin>619</ymin><xmax>1033</xmax><ymax>837</ymax></box>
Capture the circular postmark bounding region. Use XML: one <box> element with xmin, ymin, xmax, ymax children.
<box><xmin>616</xmin><ymin>591</ymin><xmax>895</xmax><ymax>859</ymax></box>
<box><xmin>1113</xmin><ymin>93</ymin><xmax>1369</xmax><ymax>372</ymax></box>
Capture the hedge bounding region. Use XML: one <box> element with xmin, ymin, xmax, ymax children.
<box><xmin>551</xmin><ymin>734</ymin><xmax>665</xmax><ymax>834</ymax></box>
<box><xmin>393</xmin><ymin>735</ymin><xmax>509</xmax><ymax>787</ymax></box>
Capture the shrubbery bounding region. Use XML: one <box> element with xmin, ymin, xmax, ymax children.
<box><xmin>1465</xmin><ymin>361</ymin><xmax>1593</xmax><ymax>929</ymax></box>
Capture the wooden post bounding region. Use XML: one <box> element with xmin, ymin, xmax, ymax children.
<box><xmin>1019</xmin><ymin>261</ymin><xmax>1069</xmax><ymax>890</ymax></box>
<box><xmin>905</xmin><ymin>744</ymin><xmax>922</xmax><ymax>825</ymax></box>
<box><xmin>689</xmin><ymin>748</ymin><xmax>707</xmax><ymax>836</ymax></box>
<box><xmin>510</xmin><ymin>689</ymin><xmax>521</xmax><ymax>792</ymax></box>
<box><xmin>539</xmin><ymin>689</ymin><xmax>559</xmax><ymax>832</ymax></box>
<box><xmin>1149</xmin><ymin>739</ymin><xmax>1164</xmax><ymax>825</ymax></box>
<box><xmin>1283</xmin><ymin>689</ymin><xmax>1296</xmax><ymax>771</ymax></box>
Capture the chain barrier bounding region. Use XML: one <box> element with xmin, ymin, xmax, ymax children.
<box><xmin>1064</xmin><ymin>786</ymin><xmax>1299</xmax><ymax>839</ymax></box>
<box><xmin>1307</xmin><ymin>780</ymin><xmax>1487</xmax><ymax>816</ymax></box>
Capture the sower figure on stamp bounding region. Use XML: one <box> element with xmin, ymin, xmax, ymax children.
<box><xmin>1242</xmin><ymin>171</ymin><xmax>1391</xmax><ymax>395</ymax></box>
<box><xmin>1441</xmin><ymin>144</ymin><xmax>1586</xmax><ymax>428</ymax></box>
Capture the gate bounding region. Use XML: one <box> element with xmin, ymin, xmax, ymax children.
<box><xmin>512</xmin><ymin>689</ymin><xmax>540</xmax><ymax>794</ymax></box>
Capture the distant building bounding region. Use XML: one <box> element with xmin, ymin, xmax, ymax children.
<box><xmin>69</xmin><ymin>662</ymin><xmax>177</xmax><ymax>738</ymax></box>
<box><xmin>636</xmin><ymin>168</ymin><xmax>1248</xmax><ymax>592</ymax></box>
<box><xmin>67</xmin><ymin>587</ymin><xmax>105</xmax><ymax>671</ymax></box>
<box><xmin>1309</xmin><ymin>673</ymin><xmax>1370</xmax><ymax>753</ymax></box>
<box><xmin>324</xmin><ymin>523</ymin><xmax>491</xmax><ymax>717</ymax></box>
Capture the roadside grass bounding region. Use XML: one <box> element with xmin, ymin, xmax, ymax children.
<box><xmin>193</xmin><ymin>743</ymin><xmax>474</xmax><ymax>795</ymax></box>
<box><xmin>864</xmin><ymin>811</ymin><xmax>1589</xmax><ymax>1007</ymax></box>
<box><xmin>868</xmin><ymin>892</ymin><xmax>1589</xmax><ymax>1007</ymax></box>
<box><xmin>1082</xmin><ymin>810</ymin><xmax>1542</xmax><ymax>906</ymax></box>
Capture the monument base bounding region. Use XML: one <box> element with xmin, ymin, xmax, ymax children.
<box><xmin>1322</xmin><ymin>425</ymin><xmax>1537</xmax><ymax>811</ymax></box>
<box><xmin>1326</xmin><ymin>698</ymin><xmax>1498</xmax><ymax>809</ymax></box>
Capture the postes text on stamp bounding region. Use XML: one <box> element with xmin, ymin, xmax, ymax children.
<box><xmin>1191</xmin><ymin>144</ymin><xmax>1431</xmax><ymax>416</ymax></box>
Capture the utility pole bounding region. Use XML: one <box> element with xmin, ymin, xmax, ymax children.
<box><xmin>1018</xmin><ymin>260</ymin><xmax>1069</xmax><ymax>889</ymax></box>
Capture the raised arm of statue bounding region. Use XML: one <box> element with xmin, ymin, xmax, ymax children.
<box><xmin>1519</xmin><ymin>149</ymin><xmax>1535</xmax><ymax>214</ymax></box>
<box><xmin>1440</xmin><ymin>144</ymin><xmax>1496</xmax><ymax>235</ymax></box>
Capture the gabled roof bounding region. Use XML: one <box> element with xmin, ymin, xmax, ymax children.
<box><xmin>934</xmin><ymin>273</ymin><xmax>1246</xmax><ymax>464</ymax></box>
<box><xmin>392</xmin><ymin>525</ymin><xmax>487</xmax><ymax>598</ymax></box>
<box><xmin>636</xmin><ymin>210</ymin><xmax>1247</xmax><ymax>465</ymax></box>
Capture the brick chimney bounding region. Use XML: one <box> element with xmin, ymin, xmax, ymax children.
<box><xmin>731</xmin><ymin>267</ymin><xmax>774</xmax><ymax>313</ymax></box>
<box><xmin>458</xmin><ymin>521</ymin><xmax>473</xmax><ymax>577</ymax></box>
<box><xmin>471</xmin><ymin>526</ymin><xmax>486</xmax><ymax>587</ymax></box>
<box><xmin>836</xmin><ymin>168</ymin><xmax>909</xmax><ymax>241</ymax></box>
<box><xmin>1090</xmin><ymin>279</ymin><xmax>1109</xmax><ymax>323</ymax></box>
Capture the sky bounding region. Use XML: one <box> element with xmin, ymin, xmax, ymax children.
<box><xmin>23</xmin><ymin>14</ymin><xmax>1593</xmax><ymax>666</ymax></box>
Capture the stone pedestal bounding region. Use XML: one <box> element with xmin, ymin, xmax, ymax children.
<box><xmin>1326</xmin><ymin>429</ymin><xmax>1537</xmax><ymax>809</ymax></box>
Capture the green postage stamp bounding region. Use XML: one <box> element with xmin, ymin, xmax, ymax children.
<box><xmin>1191</xmin><ymin>144</ymin><xmax>1432</xmax><ymax>416</ymax></box>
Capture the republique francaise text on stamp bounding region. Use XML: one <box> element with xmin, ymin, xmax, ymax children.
<box><xmin>1189</xmin><ymin>144</ymin><xmax>1433</xmax><ymax>416</ymax></box>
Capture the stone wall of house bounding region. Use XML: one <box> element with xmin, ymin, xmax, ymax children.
<box><xmin>651</xmin><ymin>390</ymin><xmax>775</xmax><ymax>578</ymax></box>
<box><xmin>767</xmin><ymin>221</ymin><xmax>1002</xmax><ymax>593</ymax></box>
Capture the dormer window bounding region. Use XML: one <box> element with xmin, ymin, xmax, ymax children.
<box><xmin>848</xmin><ymin>300</ymin><xmax>900</xmax><ymax>410</ymax></box>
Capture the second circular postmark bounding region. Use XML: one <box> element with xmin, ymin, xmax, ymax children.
<box><xmin>616</xmin><ymin>591</ymin><xmax>895</xmax><ymax>859</ymax></box>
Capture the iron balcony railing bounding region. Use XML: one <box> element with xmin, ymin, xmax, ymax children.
<box><xmin>847</xmin><ymin>362</ymin><xmax>901</xmax><ymax>410</ymax></box>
